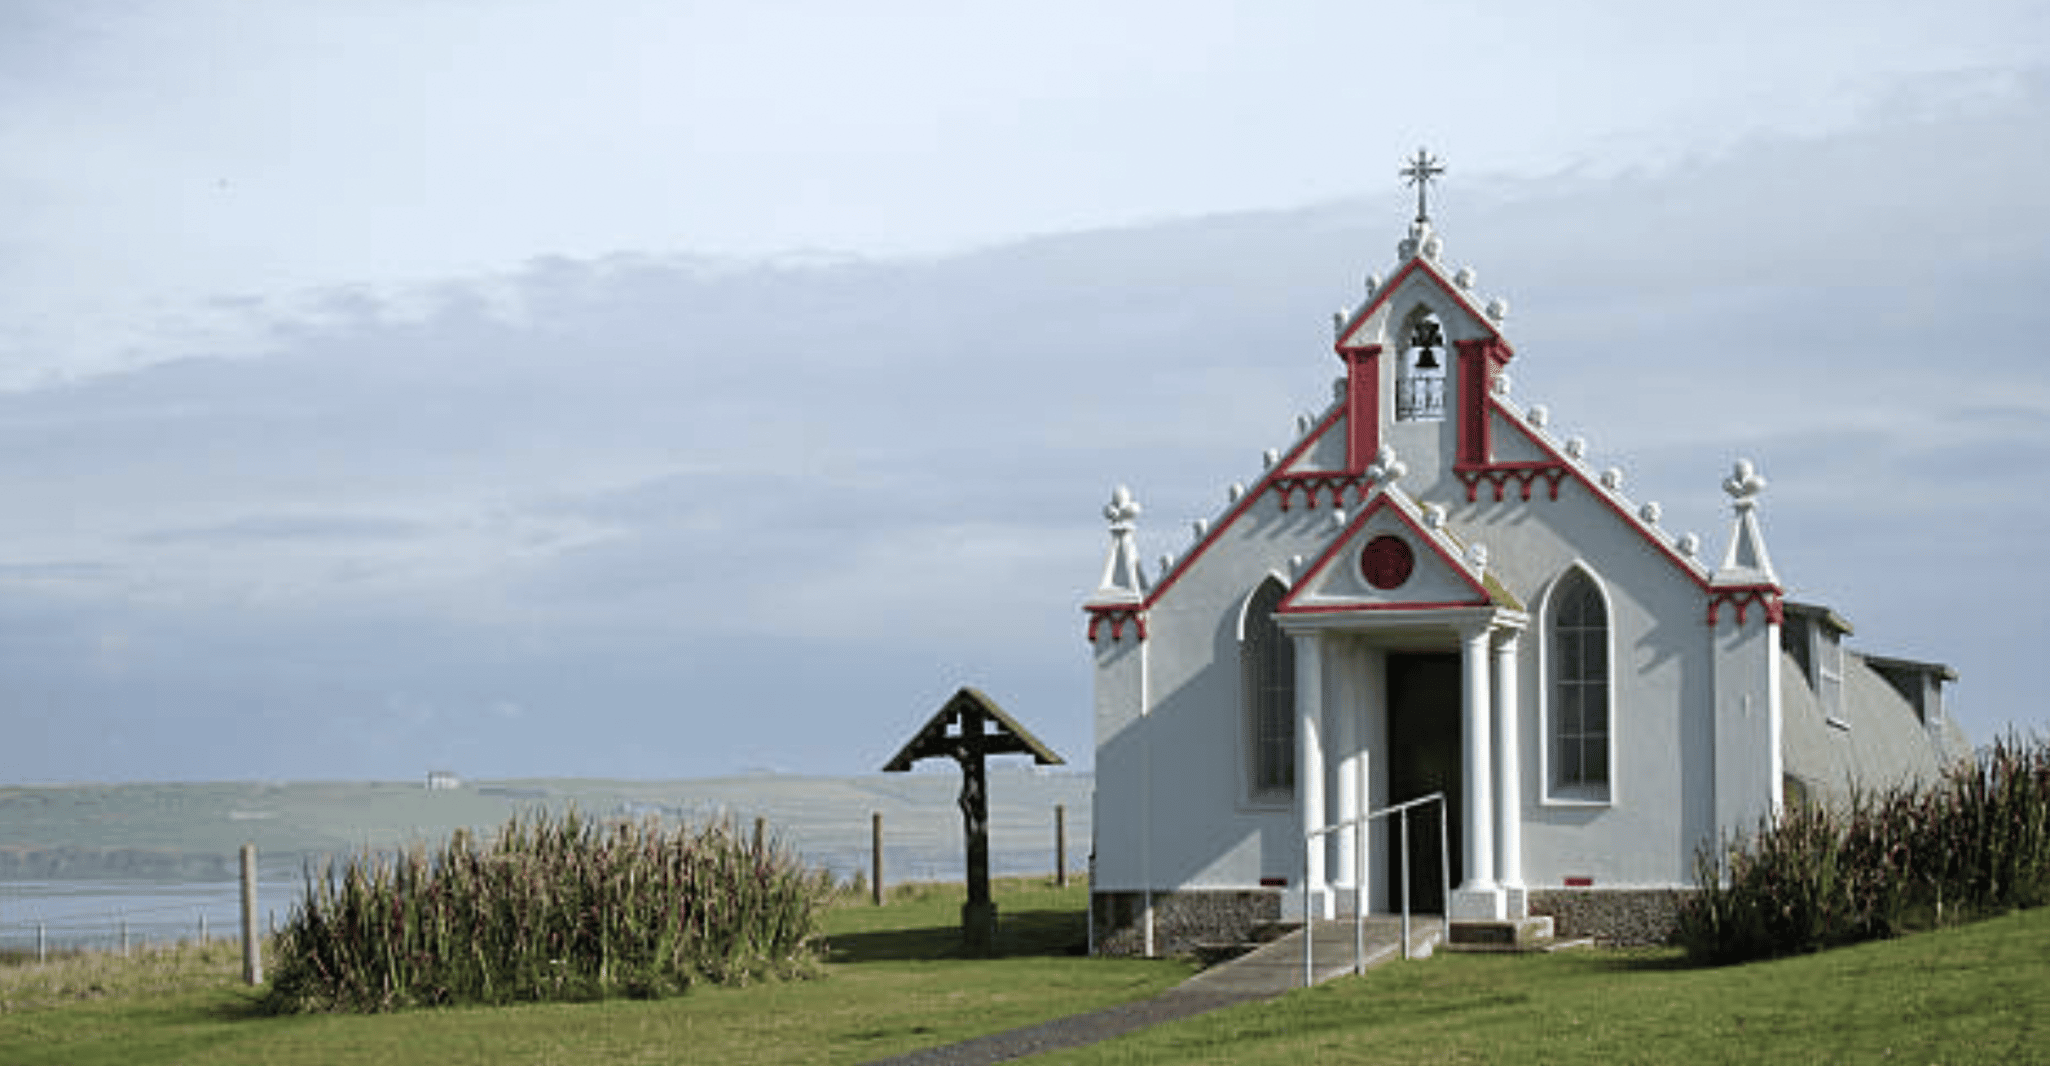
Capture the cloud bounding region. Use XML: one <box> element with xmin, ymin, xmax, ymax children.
<box><xmin>2</xmin><ymin>70</ymin><xmax>2049</xmax><ymax>780</ymax></box>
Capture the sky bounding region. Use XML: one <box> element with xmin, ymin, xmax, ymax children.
<box><xmin>1</xmin><ymin>0</ymin><xmax>2047</xmax><ymax>782</ymax></box>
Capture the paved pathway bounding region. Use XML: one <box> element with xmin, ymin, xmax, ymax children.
<box><xmin>859</xmin><ymin>917</ymin><xmax>1442</xmax><ymax>1066</ymax></box>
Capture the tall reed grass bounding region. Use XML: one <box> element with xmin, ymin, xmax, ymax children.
<box><xmin>1678</xmin><ymin>734</ymin><xmax>2050</xmax><ymax>964</ymax></box>
<box><xmin>261</xmin><ymin>808</ymin><xmax>832</xmax><ymax>1013</ymax></box>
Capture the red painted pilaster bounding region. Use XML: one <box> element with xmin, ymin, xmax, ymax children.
<box><xmin>1340</xmin><ymin>344</ymin><xmax>1382</xmax><ymax>472</ymax></box>
<box><xmin>1455</xmin><ymin>339</ymin><xmax>1514</xmax><ymax>468</ymax></box>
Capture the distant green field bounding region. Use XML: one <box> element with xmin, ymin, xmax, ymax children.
<box><xmin>0</xmin><ymin>771</ymin><xmax>1092</xmax><ymax>880</ymax></box>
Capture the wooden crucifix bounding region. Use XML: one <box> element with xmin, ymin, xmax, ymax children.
<box><xmin>883</xmin><ymin>686</ymin><xmax>1064</xmax><ymax>956</ymax></box>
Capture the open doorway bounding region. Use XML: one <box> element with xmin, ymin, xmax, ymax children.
<box><xmin>1384</xmin><ymin>652</ymin><xmax>1462</xmax><ymax>913</ymax></box>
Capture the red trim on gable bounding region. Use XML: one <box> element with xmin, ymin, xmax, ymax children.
<box><xmin>1454</xmin><ymin>462</ymin><xmax>1568</xmax><ymax>503</ymax></box>
<box><xmin>1282</xmin><ymin>599</ymin><xmax>1491</xmax><ymax>615</ymax></box>
<box><xmin>1275</xmin><ymin>492</ymin><xmax>1493</xmax><ymax>614</ymax></box>
<box><xmin>1085</xmin><ymin>605</ymin><xmax>1148</xmax><ymax>643</ymax></box>
<box><xmin>1484</xmin><ymin>394</ymin><xmax>1721</xmax><ymax>594</ymax></box>
<box><xmin>1707</xmin><ymin>587</ymin><xmax>1784</xmax><ymax>628</ymax></box>
<box><xmin>1141</xmin><ymin>404</ymin><xmax>1349</xmax><ymax>609</ymax></box>
<box><xmin>1271</xmin><ymin>472</ymin><xmax>1370</xmax><ymax>511</ymax></box>
<box><xmin>1338</xmin><ymin>258</ymin><xmax>1508</xmax><ymax>351</ymax></box>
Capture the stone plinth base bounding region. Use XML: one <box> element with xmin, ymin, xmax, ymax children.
<box><xmin>1449</xmin><ymin>885</ymin><xmax>1506</xmax><ymax>921</ymax></box>
<box><xmin>1091</xmin><ymin>889</ymin><xmax>1283</xmax><ymax>958</ymax></box>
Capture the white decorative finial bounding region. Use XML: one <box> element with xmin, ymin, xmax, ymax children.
<box><xmin>1104</xmin><ymin>485</ymin><xmax>1141</xmax><ymax>527</ymax></box>
<box><xmin>1422</xmin><ymin>230</ymin><xmax>1444</xmax><ymax>261</ymax></box>
<box><xmin>1564</xmin><ymin>436</ymin><xmax>1587</xmax><ymax>460</ymax></box>
<box><xmin>1679</xmin><ymin>532</ymin><xmax>1701</xmax><ymax>559</ymax></box>
<box><xmin>1289</xmin><ymin>554</ymin><xmax>1306</xmax><ymax>575</ymax></box>
<box><xmin>1296</xmin><ymin>412</ymin><xmax>1313</xmax><ymax>435</ymax></box>
<box><xmin>1330</xmin><ymin>508</ymin><xmax>1348</xmax><ymax>528</ymax></box>
<box><xmin>1092</xmin><ymin>486</ymin><xmax>1146</xmax><ymax>601</ymax></box>
<box><xmin>1228</xmin><ymin>482</ymin><xmax>1245</xmax><ymax>502</ymax></box>
<box><xmin>1466</xmin><ymin>542</ymin><xmax>1488</xmax><ymax>571</ymax></box>
<box><xmin>1365</xmin><ymin>272</ymin><xmax>1383</xmax><ymax>295</ymax></box>
<box><xmin>1454</xmin><ymin>266</ymin><xmax>1476</xmax><ymax>290</ymax></box>
<box><xmin>1600</xmin><ymin>467</ymin><xmax>1624</xmax><ymax>492</ymax></box>
<box><xmin>1333</xmin><ymin>308</ymin><xmax>1350</xmax><ymax>336</ymax></box>
<box><xmin>1422</xmin><ymin>503</ymin><xmax>1447</xmax><ymax>530</ymax></box>
<box><xmin>1158</xmin><ymin>553</ymin><xmax>1175</xmax><ymax>575</ymax></box>
<box><xmin>1366</xmin><ymin>443</ymin><xmax>1407</xmax><ymax>484</ymax></box>
<box><xmin>1639</xmin><ymin>501</ymin><xmax>1662</xmax><ymax>525</ymax></box>
<box><xmin>1261</xmin><ymin>448</ymin><xmax>1279</xmax><ymax>470</ymax></box>
<box><xmin>1191</xmin><ymin>518</ymin><xmax>1210</xmax><ymax>541</ymax></box>
<box><xmin>1491</xmin><ymin>373</ymin><xmax>1512</xmax><ymax>397</ymax></box>
<box><xmin>1332</xmin><ymin>377</ymin><xmax>1348</xmax><ymax>403</ymax></box>
<box><xmin>1485</xmin><ymin>298</ymin><xmax>1509</xmax><ymax>322</ymax></box>
<box><xmin>1526</xmin><ymin>404</ymin><xmax>1549</xmax><ymax>428</ymax></box>
<box><xmin>1714</xmin><ymin>458</ymin><xmax>1778</xmax><ymax>585</ymax></box>
<box><xmin>1723</xmin><ymin>458</ymin><xmax>1768</xmax><ymax>510</ymax></box>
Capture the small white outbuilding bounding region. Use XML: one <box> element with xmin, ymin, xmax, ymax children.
<box><xmin>1084</xmin><ymin>173</ymin><xmax>1965</xmax><ymax>954</ymax></box>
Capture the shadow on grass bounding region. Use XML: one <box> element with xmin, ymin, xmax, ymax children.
<box><xmin>828</xmin><ymin>909</ymin><xmax>1088</xmax><ymax>963</ymax></box>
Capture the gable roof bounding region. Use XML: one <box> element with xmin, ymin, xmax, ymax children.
<box><xmin>1334</xmin><ymin>246</ymin><xmax>1506</xmax><ymax>355</ymax></box>
<box><xmin>1277</xmin><ymin>485</ymin><xmax>1513</xmax><ymax>615</ymax></box>
<box><xmin>881</xmin><ymin>687</ymin><xmax>1064</xmax><ymax>772</ymax></box>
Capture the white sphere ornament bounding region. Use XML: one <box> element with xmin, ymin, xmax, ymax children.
<box><xmin>1527</xmin><ymin>404</ymin><xmax>1550</xmax><ymax>427</ymax></box>
<box><xmin>1679</xmin><ymin>533</ymin><xmax>1701</xmax><ymax>558</ymax></box>
<box><xmin>1192</xmin><ymin>518</ymin><xmax>1210</xmax><ymax>541</ymax></box>
<box><xmin>1262</xmin><ymin>448</ymin><xmax>1279</xmax><ymax>470</ymax></box>
<box><xmin>1639</xmin><ymin>501</ymin><xmax>1662</xmax><ymax>524</ymax></box>
<box><xmin>1565</xmin><ymin>437</ymin><xmax>1587</xmax><ymax>460</ymax></box>
<box><xmin>1600</xmin><ymin>467</ymin><xmax>1625</xmax><ymax>492</ymax></box>
<box><xmin>1454</xmin><ymin>266</ymin><xmax>1476</xmax><ymax>290</ymax></box>
<box><xmin>1228</xmin><ymin>482</ymin><xmax>1245</xmax><ymax>502</ymax></box>
<box><xmin>1485</xmin><ymin>298</ymin><xmax>1509</xmax><ymax>322</ymax></box>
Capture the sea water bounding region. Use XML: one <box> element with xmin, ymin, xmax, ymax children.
<box><xmin>0</xmin><ymin>842</ymin><xmax>1072</xmax><ymax>951</ymax></box>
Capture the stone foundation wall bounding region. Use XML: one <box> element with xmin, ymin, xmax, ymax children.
<box><xmin>1091</xmin><ymin>890</ymin><xmax>1282</xmax><ymax>957</ymax></box>
<box><xmin>1527</xmin><ymin>888</ymin><xmax>1689</xmax><ymax>945</ymax></box>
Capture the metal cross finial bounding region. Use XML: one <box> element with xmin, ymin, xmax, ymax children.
<box><xmin>1401</xmin><ymin>148</ymin><xmax>1445</xmax><ymax>223</ymax></box>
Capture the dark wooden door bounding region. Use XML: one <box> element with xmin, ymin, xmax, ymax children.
<box><xmin>1385</xmin><ymin>652</ymin><xmax>1462</xmax><ymax>914</ymax></box>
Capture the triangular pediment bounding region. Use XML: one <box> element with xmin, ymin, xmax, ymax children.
<box><xmin>1278</xmin><ymin>488</ymin><xmax>1497</xmax><ymax>614</ymax></box>
<box><xmin>1336</xmin><ymin>252</ymin><xmax>1503</xmax><ymax>354</ymax></box>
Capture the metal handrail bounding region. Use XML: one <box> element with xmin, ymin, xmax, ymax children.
<box><xmin>1301</xmin><ymin>791</ymin><xmax>1450</xmax><ymax>986</ymax></box>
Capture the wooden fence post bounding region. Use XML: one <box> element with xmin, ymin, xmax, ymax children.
<box><xmin>871</xmin><ymin>811</ymin><xmax>884</xmax><ymax>906</ymax></box>
<box><xmin>240</xmin><ymin>843</ymin><xmax>262</xmax><ymax>985</ymax></box>
<box><xmin>1055</xmin><ymin>803</ymin><xmax>1068</xmax><ymax>888</ymax></box>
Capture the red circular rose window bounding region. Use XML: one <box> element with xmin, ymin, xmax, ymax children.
<box><xmin>1360</xmin><ymin>535</ymin><xmax>1415</xmax><ymax>590</ymax></box>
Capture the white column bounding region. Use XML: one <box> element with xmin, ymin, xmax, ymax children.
<box><xmin>1453</xmin><ymin>622</ymin><xmax>1504</xmax><ymax>920</ymax></box>
<box><xmin>1333</xmin><ymin>638</ymin><xmax>1361</xmax><ymax>915</ymax></box>
<box><xmin>1494</xmin><ymin>630</ymin><xmax>1526</xmax><ymax>918</ymax></box>
<box><xmin>1294</xmin><ymin>631</ymin><xmax>1332</xmax><ymax>919</ymax></box>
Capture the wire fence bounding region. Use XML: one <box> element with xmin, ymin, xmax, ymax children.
<box><xmin>0</xmin><ymin>823</ymin><xmax>1084</xmax><ymax>957</ymax></box>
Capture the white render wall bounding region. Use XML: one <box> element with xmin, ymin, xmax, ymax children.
<box><xmin>1093</xmin><ymin>418</ymin><xmax>1750</xmax><ymax>899</ymax></box>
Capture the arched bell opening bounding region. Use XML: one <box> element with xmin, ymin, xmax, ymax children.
<box><xmin>1395</xmin><ymin>304</ymin><xmax>1447</xmax><ymax>422</ymax></box>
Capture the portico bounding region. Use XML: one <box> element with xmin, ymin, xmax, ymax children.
<box><xmin>1280</xmin><ymin>608</ymin><xmax>1528</xmax><ymax>922</ymax></box>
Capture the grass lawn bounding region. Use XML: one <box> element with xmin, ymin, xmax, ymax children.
<box><xmin>4</xmin><ymin>881</ymin><xmax>2046</xmax><ymax>1065</ymax></box>
<box><xmin>1031</xmin><ymin>906</ymin><xmax>2050</xmax><ymax>1065</ymax></box>
<box><xmin>0</xmin><ymin>878</ymin><xmax>1190</xmax><ymax>1066</ymax></box>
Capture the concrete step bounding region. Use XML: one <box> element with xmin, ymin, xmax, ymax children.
<box><xmin>1445</xmin><ymin>916</ymin><xmax>1556</xmax><ymax>951</ymax></box>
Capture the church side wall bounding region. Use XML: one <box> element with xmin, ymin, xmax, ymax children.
<box><xmin>1092</xmin><ymin>489</ymin><xmax>1340</xmax><ymax>899</ymax></box>
<box><xmin>1449</xmin><ymin>464</ymin><xmax>1720</xmax><ymax>891</ymax></box>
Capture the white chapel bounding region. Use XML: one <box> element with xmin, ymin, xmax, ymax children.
<box><xmin>1083</xmin><ymin>153</ymin><xmax>1966</xmax><ymax>954</ymax></box>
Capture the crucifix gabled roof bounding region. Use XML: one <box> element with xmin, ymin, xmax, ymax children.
<box><xmin>882</xmin><ymin>686</ymin><xmax>1065</xmax><ymax>772</ymax></box>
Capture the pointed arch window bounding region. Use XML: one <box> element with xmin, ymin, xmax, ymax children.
<box><xmin>1549</xmin><ymin>569</ymin><xmax>1612</xmax><ymax>801</ymax></box>
<box><xmin>1242</xmin><ymin>577</ymin><xmax>1295</xmax><ymax>802</ymax></box>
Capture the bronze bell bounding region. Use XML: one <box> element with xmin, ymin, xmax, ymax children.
<box><xmin>1411</xmin><ymin>318</ymin><xmax>1443</xmax><ymax>370</ymax></box>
